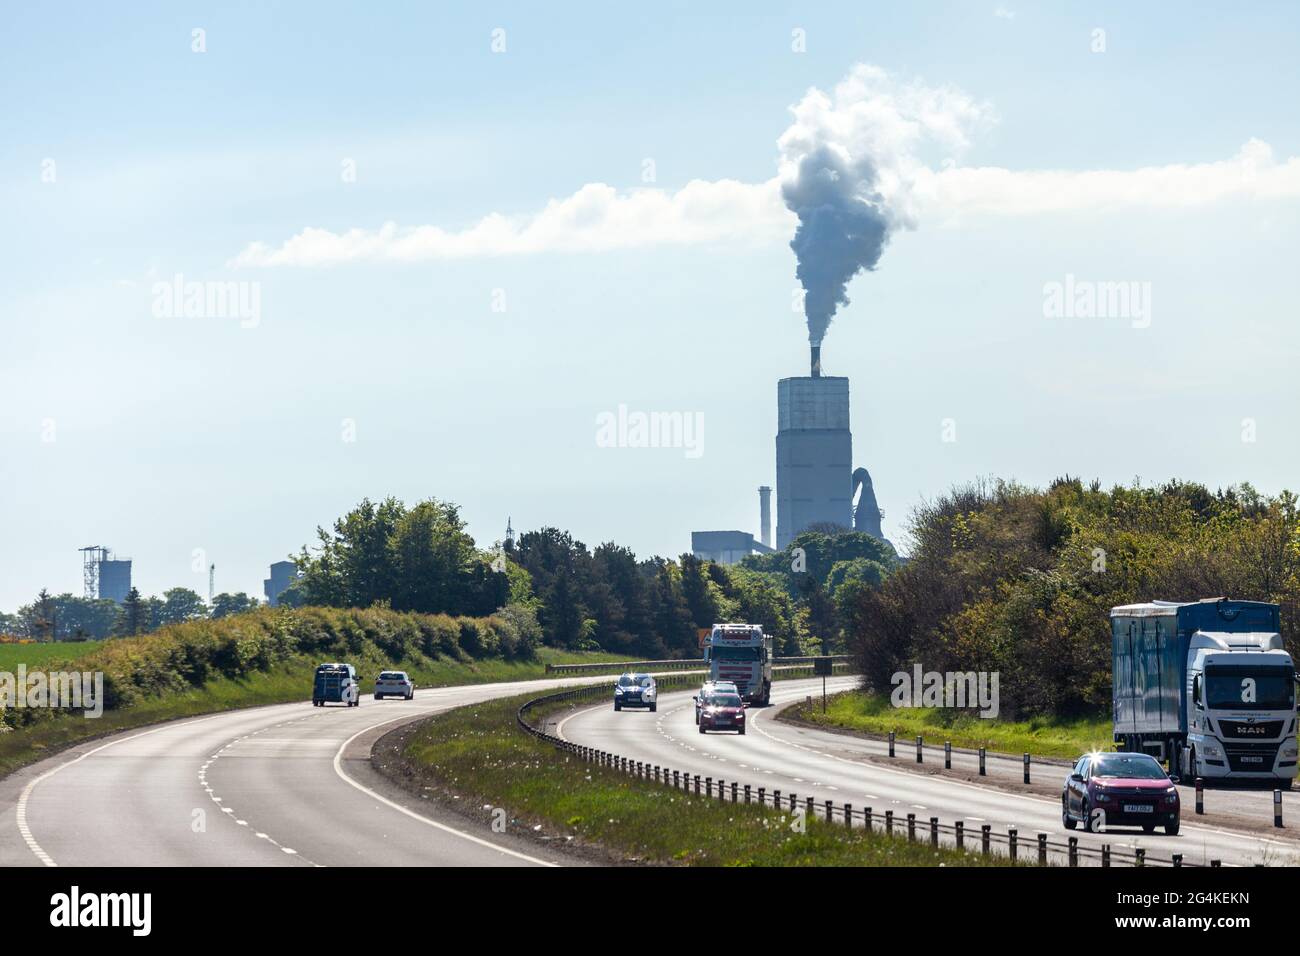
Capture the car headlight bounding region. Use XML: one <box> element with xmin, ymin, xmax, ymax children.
<box><xmin>1282</xmin><ymin>745</ymin><xmax>1298</xmax><ymax>758</ymax></box>
<box><xmin>614</xmin><ymin>687</ymin><xmax>624</xmax><ymax>695</ymax></box>
<box><xmin>1095</xmin><ymin>791</ymin><xmax>1110</xmax><ymax>802</ymax></box>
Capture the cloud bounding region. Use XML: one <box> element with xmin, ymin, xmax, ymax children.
<box><xmin>994</xmin><ymin>6</ymin><xmax>1016</xmax><ymax>20</ymax></box>
<box><xmin>229</xmin><ymin>65</ymin><xmax>1300</xmax><ymax>269</ymax></box>
<box><xmin>228</xmin><ymin>178</ymin><xmax>790</xmax><ymax>268</ymax></box>
<box><xmin>915</xmin><ymin>138</ymin><xmax>1300</xmax><ymax>217</ymax></box>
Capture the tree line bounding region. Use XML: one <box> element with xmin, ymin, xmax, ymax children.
<box><xmin>845</xmin><ymin>477</ymin><xmax>1300</xmax><ymax>719</ymax></box>
<box><xmin>0</xmin><ymin>588</ymin><xmax>263</xmax><ymax>641</ymax></box>
<box><xmin>285</xmin><ymin>497</ymin><xmax>900</xmax><ymax>659</ymax></box>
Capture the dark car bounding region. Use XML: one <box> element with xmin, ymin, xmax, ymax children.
<box><xmin>1062</xmin><ymin>752</ymin><xmax>1180</xmax><ymax>835</ymax></box>
<box><xmin>692</xmin><ymin>680</ymin><xmax>739</xmax><ymax>724</ymax></box>
<box><xmin>698</xmin><ymin>692</ymin><xmax>746</xmax><ymax>735</ymax></box>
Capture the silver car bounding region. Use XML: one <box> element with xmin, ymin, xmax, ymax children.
<box><xmin>613</xmin><ymin>673</ymin><xmax>657</xmax><ymax>712</ymax></box>
<box><xmin>374</xmin><ymin>670</ymin><xmax>415</xmax><ymax>700</ymax></box>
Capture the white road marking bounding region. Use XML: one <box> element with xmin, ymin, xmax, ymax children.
<box><xmin>15</xmin><ymin>709</ymin><xmax>246</xmax><ymax>867</ymax></box>
<box><xmin>331</xmin><ymin>716</ymin><xmax>558</xmax><ymax>867</ymax></box>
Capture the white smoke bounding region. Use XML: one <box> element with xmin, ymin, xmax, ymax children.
<box><xmin>778</xmin><ymin>64</ymin><xmax>994</xmax><ymax>346</ymax></box>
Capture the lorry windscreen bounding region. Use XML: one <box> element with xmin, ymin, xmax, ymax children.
<box><xmin>1206</xmin><ymin>665</ymin><xmax>1295</xmax><ymax>710</ymax></box>
<box><xmin>711</xmin><ymin>646</ymin><xmax>759</xmax><ymax>661</ymax></box>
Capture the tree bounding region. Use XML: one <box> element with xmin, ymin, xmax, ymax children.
<box><xmin>117</xmin><ymin>587</ymin><xmax>147</xmax><ymax>636</ymax></box>
<box><xmin>210</xmin><ymin>592</ymin><xmax>259</xmax><ymax>619</ymax></box>
<box><xmin>295</xmin><ymin>496</ymin><xmax>508</xmax><ymax>615</ymax></box>
<box><xmin>32</xmin><ymin>589</ymin><xmax>57</xmax><ymax>641</ymax></box>
<box><xmin>157</xmin><ymin>588</ymin><xmax>208</xmax><ymax>626</ymax></box>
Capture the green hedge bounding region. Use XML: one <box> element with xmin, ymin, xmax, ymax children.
<box><xmin>1</xmin><ymin>603</ymin><xmax>540</xmax><ymax>731</ymax></box>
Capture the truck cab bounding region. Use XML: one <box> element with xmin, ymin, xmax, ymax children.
<box><xmin>703</xmin><ymin>623</ymin><xmax>773</xmax><ymax>706</ymax></box>
<box><xmin>1185</xmin><ymin>635</ymin><xmax>1297</xmax><ymax>782</ymax></box>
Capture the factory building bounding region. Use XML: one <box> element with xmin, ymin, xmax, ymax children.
<box><xmin>689</xmin><ymin>349</ymin><xmax>886</xmax><ymax>560</ymax></box>
<box><xmin>97</xmin><ymin>559</ymin><xmax>133</xmax><ymax>604</ymax></box>
<box><xmin>690</xmin><ymin>529</ymin><xmax>774</xmax><ymax>566</ymax></box>
<box><xmin>263</xmin><ymin>560</ymin><xmax>298</xmax><ymax>606</ymax></box>
<box><xmin>775</xmin><ymin>374</ymin><xmax>854</xmax><ymax>548</ymax></box>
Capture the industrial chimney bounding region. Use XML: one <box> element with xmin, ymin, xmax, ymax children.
<box><xmin>758</xmin><ymin>486</ymin><xmax>772</xmax><ymax>549</ymax></box>
<box><xmin>810</xmin><ymin>344</ymin><xmax>822</xmax><ymax>378</ymax></box>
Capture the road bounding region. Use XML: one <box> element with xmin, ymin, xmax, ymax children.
<box><xmin>554</xmin><ymin>678</ymin><xmax>1300</xmax><ymax>867</ymax></box>
<box><xmin>4</xmin><ymin>673</ymin><xmax>1296</xmax><ymax>867</ymax></box>
<box><xmin>0</xmin><ymin>677</ymin><xmax>610</xmax><ymax>868</ymax></box>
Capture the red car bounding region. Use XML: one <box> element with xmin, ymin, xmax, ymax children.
<box><xmin>698</xmin><ymin>692</ymin><xmax>746</xmax><ymax>735</ymax></box>
<box><xmin>1062</xmin><ymin>752</ymin><xmax>1180</xmax><ymax>835</ymax></box>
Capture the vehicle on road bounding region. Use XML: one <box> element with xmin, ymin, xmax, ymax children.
<box><xmin>692</xmin><ymin>680</ymin><xmax>738</xmax><ymax>723</ymax></box>
<box><xmin>374</xmin><ymin>670</ymin><xmax>415</xmax><ymax>700</ymax></box>
<box><xmin>704</xmin><ymin>623</ymin><xmax>773</xmax><ymax>705</ymax></box>
<box><xmin>614</xmin><ymin>673</ymin><xmax>657</xmax><ymax>711</ymax></box>
<box><xmin>1062</xmin><ymin>751</ymin><xmax>1180</xmax><ymax>835</ymax></box>
<box><xmin>698</xmin><ymin>691</ymin><xmax>746</xmax><ymax>734</ymax></box>
<box><xmin>312</xmin><ymin>662</ymin><xmax>360</xmax><ymax>707</ymax></box>
<box><xmin>1111</xmin><ymin>598</ymin><xmax>1297</xmax><ymax>785</ymax></box>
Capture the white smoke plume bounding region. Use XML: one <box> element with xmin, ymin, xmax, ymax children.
<box><xmin>777</xmin><ymin>64</ymin><xmax>994</xmax><ymax>346</ymax></box>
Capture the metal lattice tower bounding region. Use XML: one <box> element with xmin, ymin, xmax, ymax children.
<box><xmin>79</xmin><ymin>545</ymin><xmax>109</xmax><ymax>599</ymax></box>
<box><xmin>209</xmin><ymin>564</ymin><xmax>215</xmax><ymax>603</ymax></box>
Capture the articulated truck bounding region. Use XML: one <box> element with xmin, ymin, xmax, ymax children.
<box><xmin>704</xmin><ymin>623</ymin><xmax>773</xmax><ymax>705</ymax></box>
<box><xmin>1112</xmin><ymin>598</ymin><xmax>1298</xmax><ymax>785</ymax></box>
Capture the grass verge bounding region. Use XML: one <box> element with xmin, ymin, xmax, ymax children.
<box><xmin>375</xmin><ymin>690</ymin><xmax>1018</xmax><ymax>867</ymax></box>
<box><xmin>787</xmin><ymin>690</ymin><xmax>1113</xmax><ymax>760</ymax></box>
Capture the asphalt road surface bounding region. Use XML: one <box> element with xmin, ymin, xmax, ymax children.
<box><xmin>0</xmin><ymin>678</ymin><xmax>608</xmax><ymax>868</ymax></box>
<box><xmin>4</xmin><ymin>674</ymin><xmax>1296</xmax><ymax>867</ymax></box>
<box><xmin>556</xmin><ymin>678</ymin><xmax>1300</xmax><ymax>867</ymax></box>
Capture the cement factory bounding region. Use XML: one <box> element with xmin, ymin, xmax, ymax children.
<box><xmin>691</xmin><ymin>344</ymin><xmax>885</xmax><ymax>565</ymax></box>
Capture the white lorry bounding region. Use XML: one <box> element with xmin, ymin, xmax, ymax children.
<box><xmin>1112</xmin><ymin>598</ymin><xmax>1298</xmax><ymax>785</ymax></box>
<box><xmin>703</xmin><ymin>623</ymin><xmax>773</xmax><ymax>706</ymax></box>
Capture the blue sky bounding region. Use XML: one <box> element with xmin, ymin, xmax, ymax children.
<box><xmin>2</xmin><ymin>2</ymin><xmax>1299</xmax><ymax>609</ymax></box>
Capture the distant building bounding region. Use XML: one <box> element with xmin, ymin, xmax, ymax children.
<box><xmin>263</xmin><ymin>560</ymin><xmax>298</xmax><ymax>606</ymax></box>
<box><xmin>98</xmin><ymin>559</ymin><xmax>133</xmax><ymax>604</ymax></box>
<box><xmin>691</xmin><ymin>530</ymin><xmax>773</xmax><ymax>566</ymax></box>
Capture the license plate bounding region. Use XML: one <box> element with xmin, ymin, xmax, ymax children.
<box><xmin>1122</xmin><ymin>804</ymin><xmax>1154</xmax><ymax>813</ymax></box>
<box><xmin>1241</xmin><ymin>756</ymin><xmax>1264</xmax><ymax>763</ymax></box>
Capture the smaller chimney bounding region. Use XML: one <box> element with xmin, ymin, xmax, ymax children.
<box><xmin>758</xmin><ymin>486</ymin><xmax>772</xmax><ymax>549</ymax></box>
<box><xmin>810</xmin><ymin>344</ymin><xmax>822</xmax><ymax>378</ymax></box>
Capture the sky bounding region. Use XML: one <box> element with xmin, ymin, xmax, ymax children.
<box><xmin>2</xmin><ymin>2</ymin><xmax>1299</xmax><ymax>610</ymax></box>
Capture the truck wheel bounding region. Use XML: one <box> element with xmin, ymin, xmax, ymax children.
<box><xmin>375</xmin><ymin>693</ymin><xmax>383</xmax><ymax>700</ymax></box>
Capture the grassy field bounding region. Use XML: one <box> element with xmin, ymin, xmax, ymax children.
<box><xmin>0</xmin><ymin>645</ymin><xmax>632</xmax><ymax>778</ymax></box>
<box><xmin>0</xmin><ymin>640</ymin><xmax>106</xmax><ymax>669</ymax></box>
<box><xmin>381</xmin><ymin>691</ymin><xmax>1019</xmax><ymax>867</ymax></box>
<box><xmin>789</xmin><ymin>691</ymin><xmax>1114</xmax><ymax>760</ymax></box>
